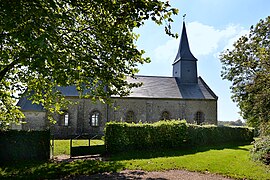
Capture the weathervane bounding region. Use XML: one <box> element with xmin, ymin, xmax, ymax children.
<box><xmin>183</xmin><ymin>14</ymin><xmax>186</xmax><ymax>22</ymax></box>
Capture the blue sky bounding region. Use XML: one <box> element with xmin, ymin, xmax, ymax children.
<box><xmin>134</xmin><ymin>0</ymin><xmax>270</xmax><ymax>122</ymax></box>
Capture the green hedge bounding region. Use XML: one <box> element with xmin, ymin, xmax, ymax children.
<box><xmin>0</xmin><ymin>130</ymin><xmax>50</xmax><ymax>164</ymax></box>
<box><xmin>187</xmin><ymin>125</ymin><xmax>254</xmax><ymax>146</ymax></box>
<box><xmin>105</xmin><ymin>120</ymin><xmax>254</xmax><ymax>153</ymax></box>
<box><xmin>105</xmin><ymin>120</ymin><xmax>188</xmax><ymax>153</ymax></box>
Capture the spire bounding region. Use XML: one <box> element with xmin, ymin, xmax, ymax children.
<box><xmin>172</xmin><ymin>18</ymin><xmax>198</xmax><ymax>83</ymax></box>
<box><xmin>173</xmin><ymin>22</ymin><xmax>197</xmax><ymax>64</ymax></box>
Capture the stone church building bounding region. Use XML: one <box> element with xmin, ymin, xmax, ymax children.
<box><xmin>17</xmin><ymin>22</ymin><xmax>218</xmax><ymax>138</ymax></box>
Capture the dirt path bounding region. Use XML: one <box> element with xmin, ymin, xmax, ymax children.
<box><xmin>68</xmin><ymin>170</ymin><xmax>234</xmax><ymax>180</ymax></box>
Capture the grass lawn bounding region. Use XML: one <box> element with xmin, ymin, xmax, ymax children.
<box><xmin>112</xmin><ymin>144</ymin><xmax>270</xmax><ymax>180</ymax></box>
<box><xmin>1</xmin><ymin>142</ymin><xmax>269</xmax><ymax>179</ymax></box>
<box><xmin>52</xmin><ymin>139</ymin><xmax>104</xmax><ymax>156</ymax></box>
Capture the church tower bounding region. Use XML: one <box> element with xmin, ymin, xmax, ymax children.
<box><xmin>172</xmin><ymin>22</ymin><xmax>198</xmax><ymax>84</ymax></box>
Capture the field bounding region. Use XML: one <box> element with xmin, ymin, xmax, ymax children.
<box><xmin>1</xmin><ymin>140</ymin><xmax>269</xmax><ymax>179</ymax></box>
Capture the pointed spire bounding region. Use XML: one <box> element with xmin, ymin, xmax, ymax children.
<box><xmin>173</xmin><ymin>22</ymin><xmax>197</xmax><ymax>64</ymax></box>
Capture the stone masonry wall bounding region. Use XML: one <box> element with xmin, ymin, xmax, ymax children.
<box><xmin>21</xmin><ymin>98</ymin><xmax>217</xmax><ymax>138</ymax></box>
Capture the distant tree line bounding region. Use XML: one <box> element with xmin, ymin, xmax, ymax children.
<box><xmin>218</xmin><ymin>119</ymin><xmax>245</xmax><ymax>127</ymax></box>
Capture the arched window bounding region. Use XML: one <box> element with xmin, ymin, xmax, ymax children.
<box><xmin>195</xmin><ymin>111</ymin><xmax>204</xmax><ymax>125</ymax></box>
<box><xmin>89</xmin><ymin>111</ymin><xmax>101</xmax><ymax>127</ymax></box>
<box><xmin>161</xmin><ymin>111</ymin><xmax>170</xmax><ymax>120</ymax></box>
<box><xmin>126</xmin><ymin>111</ymin><xmax>135</xmax><ymax>123</ymax></box>
<box><xmin>59</xmin><ymin>111</ymin><xmax>69</xmax><ymax>126</ymax></box>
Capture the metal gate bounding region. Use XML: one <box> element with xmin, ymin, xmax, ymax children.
<box><xmin>70</xmin><ymin>134</ymin><xmax>105</xmax><ymax>158</ymax></box>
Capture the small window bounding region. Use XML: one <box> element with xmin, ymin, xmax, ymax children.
<box><xmin>64</xmin><ymin>113</ymin><xmax>69</xmax><ymax>126</ymax></box>
<box><xmin>126</xmin><ymin>111</ymin><xmax>135</xmax><ymax>123</ymax></box>
<box><xmin>59</xmin><ymin>111</ymin><xmax>69</xmax><ymax>126</ymax></box>
<box><xmin>90</xmin><ymin>111</ymin><xmax>101</xmax><ymax>127</ymax></box>
<box><xmin>195</xmin><ymin>111</ymin><xmax>204</xmax><ymax>125</ymax></box>
<box><xmin>161</xmin><ymin>111</ymin><xmax>170</xmax><ymax>120</ymax></box>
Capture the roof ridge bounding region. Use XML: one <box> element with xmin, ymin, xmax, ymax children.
<box><xmin>134</xmin><ymin>75</ymin><xmax>173</xmax><ymax>78</ymax></box>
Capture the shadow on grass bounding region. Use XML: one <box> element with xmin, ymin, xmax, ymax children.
<box><xmin>109</xmin><ymin>142</ymin><xmax>252</xmax><ymax>161</ymax></box>
<box><xmin>0</xmin><ymin>159</ymin><xmax>124</xmax><ymax>179</ymax></box>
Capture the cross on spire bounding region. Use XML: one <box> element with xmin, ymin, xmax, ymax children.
<box><xmin>183</xmin><ymin>14</ymin><xmax>186</xmax><ymax>22</ymax></box>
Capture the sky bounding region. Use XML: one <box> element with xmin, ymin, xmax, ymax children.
<box><xmin>134</xmin><ymin>0</ymin><xmax>270</xmax><ymax>122</ymax></box>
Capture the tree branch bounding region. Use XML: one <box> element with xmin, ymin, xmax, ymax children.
<box><xmin>0</xmin><ymin>59</ymin><xmax>20</xmax><ymax>81</ymax></box>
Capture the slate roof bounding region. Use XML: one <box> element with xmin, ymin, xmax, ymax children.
<box><xmin>17</xmin><ymin>75</ymin><xmax>217</xmax><ymax>111</ymax></box>
<box><xmin>17</xmin><ymin>95</ymin><xmax>44</xmax><ymax>111</ymax></box>
<box><xmin>121</xmin><ymin>75</ymin><xmax>217</xmax><ymax>100</ymax></box>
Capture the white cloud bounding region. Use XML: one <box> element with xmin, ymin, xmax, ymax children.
<box><xmin>153</xmin><ymin>39</ymin><xmax>178</xmax><ymax>62</ymax></box>
<box><xmin>152</xmin><ymin>22</ymin><xmax>248</xmax><ymax>62</ymax></box>
<box><xmin>222</xmin><ymin>28</ymin><xmax>249</xmax><ymax>51</ymax></box>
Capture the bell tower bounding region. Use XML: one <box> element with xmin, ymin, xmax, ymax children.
<box><xmin>172</xmin><ymin>22</ymin><xmax>198</xmax><ymax>84</ymax></box>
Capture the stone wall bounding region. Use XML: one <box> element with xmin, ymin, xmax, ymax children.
<box><xmin>22</xmin><ymin>111</ymin><xmax>47</xmax><ymax>130</ymax></box>
<box><xmin>110</xmin><ymin>98</ymin><xmax>217</xmax><ymax>124</ymax></box>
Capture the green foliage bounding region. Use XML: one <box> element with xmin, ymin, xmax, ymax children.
<box><xmin>0</xmin><ymin>91</ymin><xmax>24</xmax><ymax>130</ymax></box>
<box><xmin>105</xmin><ymin>120</ymin><xmax>188</xmax><ymax>153</ymax></box>
<box><xmin>0</xmin><ymin>130</ymin><xmax>50</xmax><ymax>164</ymax></box>
<box><xmin>187</xmin><ymin>125</ymin><xmax>254</xmax><ymax>146</ymax></box>
<box><xmin>0</xmin><ymin>0</ymin><xmax>178</xmax><ymax>127</ymax></box>
<box><xmin>220</xmin><ymin>16</ymin><xmax>270</xmax><ymax>133</ymax></box>
<box><xmin>250</xmin><ymin>136</ymin><xmax>270</xmax><ymax>165</ymax></box>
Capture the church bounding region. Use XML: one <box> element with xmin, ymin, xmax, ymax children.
<box><xmin>17</xmin><ymin>22</ymin><xmax>218</xmax><ymax>138</ymax></box>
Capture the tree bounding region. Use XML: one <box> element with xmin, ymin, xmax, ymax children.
<box><xmin>0</xmin><ymin>0</ymin><xmax>178</xmax><ymax>129</ymax></box>
<box><xmin>220</xmin><ymin>16</ymin><xmax>270</xmax><ymax>134</ymax></box>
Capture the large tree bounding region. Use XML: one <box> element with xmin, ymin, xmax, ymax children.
<box><xmin>0</xmin><ymin>0</ymin><xmax>178</xmax><ymax>129</ymax></box>
<box><xmin>220</xmin><ymin>16</ymin><xmax>270</xmax><ymax>134</ymax></box>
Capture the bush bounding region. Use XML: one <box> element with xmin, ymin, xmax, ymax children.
<box><xmin>0</xmin><ymin>130</ymin><xmax>50</xmax><ymax>164</ymax></box>
<box><xmin>105</xmin><ymin>120</ymin><xmax>188</xmax><ymax>153</ymax></box>
<box><xmin>250</xmin><ymin>136</ymin><xmax>270</xmax><ymax>165</ymax></box>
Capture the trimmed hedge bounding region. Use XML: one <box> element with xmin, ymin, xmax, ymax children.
<box><xmin>0</xmin><ymin>130</ymin><xmax>50</xmax><ymax>164</ymax></box>
<box><xmin>105</xmin><ymin>120</ymin><xmax>187</xmax><ymax>153</ymax></box>
<box><xmin>187</xmin><ymin>125</ymin><xmax>254</xmax><ymax>146</ymax></box>
<box><xmin>105</xmin><ymin>120</ymin><xmax>254</xmax><ymax>153</ymax></box>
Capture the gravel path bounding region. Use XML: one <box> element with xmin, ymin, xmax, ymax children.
<box><xmin>68</xmin><ymin>170</ymin><xmax>234</xmax><ymax>180</ymax></box>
